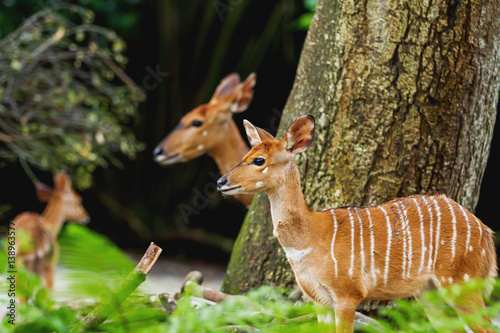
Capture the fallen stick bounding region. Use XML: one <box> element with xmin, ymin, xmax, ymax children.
<box><xmin>158</xmin><ymin>293</ymin><xmax>177</xmax><ymax>314</ymax></box>
<box><xmin>183</xmin><ymin>280</ymin><xmax>245</xmax><ymax>303</ymax></box>
<box><xmin>179</xmin><ymin>270</ymin><xmax>245</xmax><ymax>303</ymax></box>
<box><xmin>180</xmin><ymin>270</ymin><xmax>203</xmax><ymax>293</ymax></box>
<box><xmin>70</xmin><ymin>242</ymin><xmax>162</xmax><ymax>333</ymax></box>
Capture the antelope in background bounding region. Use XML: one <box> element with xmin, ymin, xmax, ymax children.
<box><xmin>153</xmin><ymin>73</ymin><xmax>258</xmax><ymax>207</ymax></box>
<box><xmin>12</xmin><ymin>172</ymin><xmax>89</xmax><ymax>291</ymax></box>
<box><xmin>217</xmin><ymin>115</ymin><xmax>497</xmax><ymax>332</ymax></box>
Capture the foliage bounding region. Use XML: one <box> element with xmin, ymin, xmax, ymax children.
<box><xmin>0</xmin><ymin>223</ymin><xmax>325</xmax><ymax>332</ymax></box>
<box><xmin>0</xmin><ymin>4</ymin><xmax>145</xmax><ymax>188</ymax></box>
<box><xmin>0</xmin><ymin>224</ymin><xmax>152</xmax><ymax>332</ymax></box>
<box><xmin>370</xmin><ymin>279</ymin><xmax>500</xmax><ymax>333</ymax></box>
<box><xmin>65</xmin><ymin>0</ymin><xmax>144</xmax><ymax>39</ymax></box>
<box><xmin>1</xmin><ymin>224</ymin><xmax>499</xmax><ymax>332</ymax></box>
<box><xmin>166</xmin><ymin>285</ymin><xmax>324</xmax><ymax>333</ymax></box>
<box><xmin>57</xmin><ymin>223</ymin><xmax>135</xmax><ymax>299</ymax></box>
<box><xmin>295</xmin><ymin>0</ymin><xmax>319</xmax><ymax>30</ymax></box>
<box><xmin>0</xmin><ymin>0</ymin><xmax>145</xmax><ymax>40</ymax></box>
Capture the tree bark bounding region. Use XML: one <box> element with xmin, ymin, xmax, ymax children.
<box><xmin>222</xmin><ymin>0</ymin><xmax>500</xmax><ymax>294</ymax></box>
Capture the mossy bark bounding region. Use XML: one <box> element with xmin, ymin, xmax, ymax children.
<box><xmin>222</xmin><ymin>0</ymin><xmax>500</xmax><ymax>294</ymax></box>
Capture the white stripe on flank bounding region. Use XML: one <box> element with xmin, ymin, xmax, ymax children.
<box><xmin>395</xmin><ymin>202</ymin><xmax>407</xmax><ymax>279</ymax></box>
<box><xmin>401</xmin><ymin>202</ymin><xmax>413</xmax><ymax>279</ymax></box>
<box><xmin>474</xmin><ymin>216</ymin><xmax>483</xmax><ymax>244</ymax></box>
<box><xmin>421</xmin><ymin>196</ymin><xmax>434</xmax><ymax>271</ymax></box>
<box><xmin>378</xmin><ymin>206</ymin><xmax>392</xmax><ymax>285</ymax></box>
<box><xmin>331</xmin><ymin>209</ymin><xmax>339</xmax><ymax>278</ymax></box>
<box><xmin>458</xmin><ymin>204</ymin><xmax>471</xmax><ymax>254</ymax></box>
<box><xmin>347</xmin><ymin>208</ymin><xmax>355</xmax><ymax>277</ymax></box>
<box><xmin>366</xmin><ymin>208</ymin><xmax>377</xmax><ymax>285</ymax></box>
<box><xmin>412</xmin><ymin>197</ymin><xmax>426</xmax><ymax>275</ymax></box>
<box><xmin>354</xmin><ymin>208</ymin><xmax>366</xmax><ymax>281</ymax></box>
<box><xmin>444</xmin><ymin>197</ymin><xmax>457</xmax><ymax>260</ymax></box>
<box><xmin>431</xmin><ymin>197</ymin><xmax>442</xmax><ymax>271</ymax></box>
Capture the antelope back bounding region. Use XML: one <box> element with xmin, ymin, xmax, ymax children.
<box><xmin>328</xmin><ymin>195</ymin><xmax>496</xmax><ymax>293</ymax></box>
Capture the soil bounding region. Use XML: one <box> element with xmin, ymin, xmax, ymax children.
<box><xmin>53</xmin><ymin>253</ymin><xmax>227</xmax><ymax>300</ymax></box>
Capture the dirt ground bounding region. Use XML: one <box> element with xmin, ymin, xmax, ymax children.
<box><xmin>53</xmin><ymin>253</ymin><xmax>227</xmax><ymax>300</ymax></box>
<box><xmin>130</xmin><ymin>254</ymin><xmax>227</xmax><ymax>296</ymax></box>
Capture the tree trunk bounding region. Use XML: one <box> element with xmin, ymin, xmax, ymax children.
<box><xmin>222</xmin><ymin>0</ymin><xmax>500</xmax><ymax>294</ymax></box>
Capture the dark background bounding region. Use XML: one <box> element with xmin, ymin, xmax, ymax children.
<box><xmin>1</xmin><ymin>0</ymin><xmax>498</xmax><ymax>266</ymax></box>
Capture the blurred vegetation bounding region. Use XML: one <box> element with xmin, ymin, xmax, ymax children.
<box><xmin>0</xmin><ymin>0</ymin><xmax>144</xmax><ymax>40</ymax></box>
<box><xmin>294</xmin><ymin>0</ymin><xmax>318</xmax><ymax>30</ymax></box>
<box><xmin>0</xmin><ymin>4</ymin><xmax>144</xmax><ymax>189</ymax></box>
<box><xmin>0</xmin><ymin>0</ymin><xmax>497</xmax><ymax>269</ymax></box>
<box><xmin>1</xmin><ymin>224</ymin><xmax>499</xmax><ymax>332</ymax></box>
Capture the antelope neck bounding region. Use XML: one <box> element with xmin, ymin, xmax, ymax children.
<box><xmin>209</xmin><ymin>118</ymin><xmax>249</xmax><ymax>175</ymax></box>
<box><xmin>41</xmin><ymin>198</ymin><xmax>67</xmax><ymax>236</ymax></box>
<box><xmin>266</xmin><ymin>161</ymin><xmax>312</xmax><ymax>249</ymax></box>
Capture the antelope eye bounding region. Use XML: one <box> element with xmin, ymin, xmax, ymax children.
<box><xmin>253</xmin><ymin>158</ymin><xmax>265</xmax><ymax>166</ymax></box>
<box><xmin>191</xmin><ymin>120</ymin><xmax>203</xmax><ymax>127</ymax></box>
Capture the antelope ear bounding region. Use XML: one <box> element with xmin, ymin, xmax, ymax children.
<box><xmin>256</xmin><ymin>126</ymin><xmax>275</xmax><ymax>142</ymax></box>
<box><xmin>243</xmin><ymin>119</ymin><xmax>262</xmax><ymax>148</ymax></box>
<box><xmin>284</xmin><ymin>115</ymin><xmax>315</xmax><ymax>154</ymax></box>
<box><xmin>230</xmin><ymin>73</ymin><xmax>256</xmax><ymax>113</ymax></box>
<box><xmin>35</xmin><ymin>183</ymin><xmax>53</xmax><ymax>202</ymax></box>
<box><xmin>210</xmin><ymin>73</ymin><xmax>241</xmax><ymax>102</ymax></box>
<box><xmin>54</xmin><ymin>171</ymin><xmax>72</xmax><ymax>191</ymax></box>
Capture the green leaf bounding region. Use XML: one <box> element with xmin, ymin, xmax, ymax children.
<box><xmin>303</xmin><ymin>0</ymin><xmax>318</xmax><ymax>12</ymax></box>
<box><xmin>294</xmin><ymin>13</ymin><xmax>314</xmax><ymax>31</ymax></box>
<box><xmin>0</xmin><ymin>5</ymin><xmax>144</xmax><ymax>189</ymax></box>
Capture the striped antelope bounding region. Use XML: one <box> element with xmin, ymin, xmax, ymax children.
<box><xmin>153</xmin><ymin>73</ymin><xmax>257</xmax><ymax>206</ymax></box>
<box><xmin>12</xmin><ymin>172</ymin><xmax>89</xmax><ymax>291</ymax></box>
<box><xmin>217</xmin><ymin>115</ymin><xmax>497</xmax><ymax>332</ymax></box>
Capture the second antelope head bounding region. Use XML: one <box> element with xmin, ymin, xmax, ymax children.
<box><xmin>153</xmin><ymin>73</ymin><xmax>256</xmax><ymax>165</ymax></box>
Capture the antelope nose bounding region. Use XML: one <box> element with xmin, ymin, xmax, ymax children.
<box><xmin>153</xmin><ymin>146</ymin><xmax>163</xmax><ymax>157</ymax></box>
<box><xmin>217</xmin><ymin>177</ymin><xmax>228</xmax><ymax>189</ymax></box>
